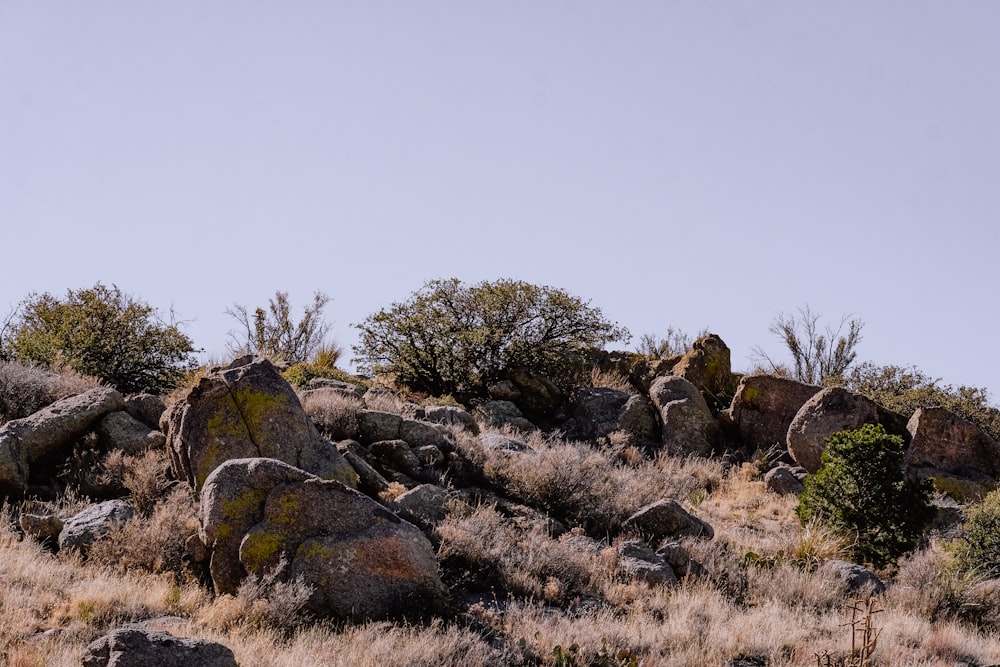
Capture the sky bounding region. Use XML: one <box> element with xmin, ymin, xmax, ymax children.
<box><xmin>1</xmin><ymin>2</ymin><xmax>998</xmax><ymax>401</ymax></box>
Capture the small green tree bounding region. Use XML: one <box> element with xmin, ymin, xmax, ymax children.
<box><xmin>226</xmin><ymin>291</ymin><xmax>336</xmax><ymax>365</ymax></box>
<box><xmin>4</xmin><ymin>283</ymin><xmax>198</xmax><ymax>394</ymax></box>
<box><xmin>955</xmin><ymin>489</ymin><xmax>1000</xmax><ymax>577</ymax></box>
<box><xmin>796</xmin><ymin>424</ymin><xmax>934</xmax><ymax>570</ymax></box>
<box><xmin>753</xmin><ymin>305</ymin><xmax>863</xmax><ymax>384</ymax></box>
<box><xmin>354</xmin><ymin>278</ymin><xmax>629</xmax><ymax>399</ymax></box>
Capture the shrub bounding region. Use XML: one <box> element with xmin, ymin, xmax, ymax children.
<box><xmin>752</xmin><ymin>305</ymin><xmax>863</xmax><ymax>384</ymax></box>
<box><xmin>843</xmin><ymin>362</ymin><xmax>1000</xmax><ymax>440</ymax></box>
<box><xmin>226</xmin><ymin>290</ymin><xmax>335</xmax><ymax>365</ymax></box>
<box><xmin>0</xmin><ymin>361</ymin><xmax>56</xmax><ymax>423</ymax></box>
<box><xmin>955</xmin><ymin>488</ymin><xmax>1000</xmax><ymax>578</ymax></box>
<box><xmin>796</xmin><ymin>424</ymin><xmax>934</xmax><ymax>570</ymax></box>
<box><xmin>354</xmin><ymin>278</ymin><xmax>629</xmax><ymax>400</ymax></box>
<box><xmin>4</xmin><ymin>283</ymin><xmax>198</xmax><ymax>394</ymax></box>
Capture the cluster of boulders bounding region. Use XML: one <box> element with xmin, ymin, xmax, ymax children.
<box><xmin>2</xmin><ymin>335</ymin><xmax>998</xmax><ymax>665</ymax></box>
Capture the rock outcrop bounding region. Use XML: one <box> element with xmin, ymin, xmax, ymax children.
<box><xmin>98</xmin><ymin>411</ymin><xmax>167</xmax><ymax>455</ymax></box>
<box><xmin>672</xmin><ymin>334</ymin><xmax>732</xmax><ymax>397</ymax></box>
<box><xmin>82</xmin><ymin>628</ymin><xmax>238</xmax><ymax>667</ymax></box>
<box><xmin>904</xmin><ymin>407</ymin><xmax>1000</xmax><ymax>483</ymax></box>
<box><xmin>571</xmin><ymin>387</ymin><xmax>658</xmax><ymax>444</ymax></box>
<box><xmin>726</xmin><ymin>375</ymin><xmax>821</xmax><ymax>454</ymax></box>
<box><xmin>649</xmin><ymin>376</ymin><xmax>720</xmax><ymax>456</ymax></box>
<box><xmin>163</xmin><ymin>356</ymin><xmax>356</xmax><ymax>490</ymax></box>
<box><xmin>0</xmin><ymin>387</ymin><xmax>124</xmax><ymax>495</ymax></box>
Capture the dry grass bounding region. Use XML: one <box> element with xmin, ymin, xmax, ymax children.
<box><xmin>300</xmin><ymin>389</ymin><xmax>363</xmax><ymax>440</ymax></box>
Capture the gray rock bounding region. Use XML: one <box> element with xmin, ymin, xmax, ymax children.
<box><xmin>199</xmin><ymin>458</ymin><xmax>317</xmax><ymax>594</ymax></box>
<box><xmin>726</xmin><ymin>374</ymin><xmax>822</xmax><ymax>453</ymax></box>
<box><xmin>81</xmin><ymin>628</ymin><xmax>237</xmax><ymax>667</ymax></box>
<box><xmin>123</xmin><ymin>393</ymin><xmax>167</xmax><ymax>430</ymax></box>
<box><xmin>474</xmin><ymin>400</ymin><xmax>535</xmax><ymax>432</ymax></box>
<box><xmin>763</xmin><ymin>466</ymin><xmax>806</xmax><ymax>495</ymax></box>
<box><xmin>656</xmin><ymin>541</ymin><xmax>708</xmax><ymax>579</ymax></box>
<box><xmin>237</xmin><ymin>478</ymin><xmax>449</xmax><ymax>621</ymax></box>
<box><xmin>905</xmin><ymin>407</ymin><xmax>1000</xmax><ymax>482</ymax></box>
<box><xmin>479</xmin><ymin>433</ymin><xmax>532</xmax><ymax>452</ymax></box>
<box><xmin>164</xmin><ymin>356</ymin><xmax>356</xmax><ymax>491</ymax></box>
<box><xmin>399</xmin><ymin>418</ymin><xmax>448</xmax><ymax>448</ymax></box>
<box><xmin>391</xmin><ymin>483</ymin><xmax>449</xmax><ymax>530</ymax></box>
<box><xmin>621</xmin><ymin>499</ymin><xmax>714</xmax><ymax>540</ymax></box>
<box><xmin>617</xmin><ymin>540</ymin><xmax>678</xmax><ymax>585</ymax></box>
<box><xmin>338</xmin><ymin>441</ymin><xmax>391</xmax><ymax>497</ymax></box>
<box><xmin>357</xmin><ymin>411</ymin><xmax>403</xmax><ymax>444</ymax></box>
<box><xmin>0</xmin><ymin>387</ymin><xmax>124</xmax><ymax>495</ymax></box>
<box><xmin>423</xmin><ymin>405</ymin><xmax>479</xmax><ymax>433</ymax></box>
<box><xmin>59</xmin><ymin>500</ymin><xmax>135</xmax><ymax>554</ymax></box>
<box><xmin>98</xmin><ymin>411</ymin><xmax>167</xmax><ymax>455</ymax></box>
<box><xmin>671</xmin><ymin>334</ymin><xmax>732</xmax><ymax>395</ymax></box>
<box><xmin>786</xmin><ymin>388</ymin><xmax>883</xmax><ymax>473</ymax></box>
<box><xmin>369</xmin><ymin>439</ymin><xmax>424</xmax><ymax>478</ymax></box>
<box><xmin>819</xmin><ymin>559</ymin><xmax>885</xmax><ymax>594</ymax></box>
<box><xmin>649</xmin><ymin>376</ymin><xmax>721</xmax><ymax>456</ymax></box>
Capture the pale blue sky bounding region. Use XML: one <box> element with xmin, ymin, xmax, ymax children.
<box><xmin>2</xmin><ymin>2</ymin><xmax>998</xmax><ymax>400</ymax></box>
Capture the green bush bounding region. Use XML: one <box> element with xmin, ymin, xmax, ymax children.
<box><xmin>354</xmin><ymin>278</ymin><xmax>629</xmax><ymax>400</ymax></box>
<box><xmin>796</xmin><ymin>424</ymin><xmax>934</xmax><ymax>570</ymax></box>
<box><xmin>4</xmin><ymin>283</ymin><xmax>197</xmax><ymax>394</ymax></box>
<box><xmin>843</xmin><ymin>362</ymin><xmax>1000</xmax><ymax>440</ymax></box>
<box><xmin>955</xmin><ymin>489</ymin><xmax>1000</xmax><ymax>577</ymax></box>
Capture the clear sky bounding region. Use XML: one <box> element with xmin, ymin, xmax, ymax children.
<box><xmin>2</xmin><ymin>2</ymin><xmax>998</xmax><ymax>400</ymax></box>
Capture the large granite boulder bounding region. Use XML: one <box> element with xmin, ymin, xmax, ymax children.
<box><xmin>82</xmin><ymin>628</ymin><xmax>238</xmax><ymax>667</ymax></box>
<box><xmin>571</xmin><ymin>387</ymin><xmax>658</xmax><ymax>444</ymax></box>
<box><xmin>904</xmin><ymin>407</ymin><xmax>1000</xmax><ymax>483</ymax></box>
<box><xmin>201</xmin><ymin>460</ymin><xmax>448</xmax><ymax>621</ymax></box>
<box><xmin>672</xmin><ymin>334</ymin><xmax>732</xmax><ymax>396</ymax></box>
<box><xmin>0</xmin><ymin>387</ymin><xmax>124</xmax><ymax>495</ymax></box>
<box><xmin>164</xmin><ymin>356</ymin><xmax>356</xmax><ymax>490</ymax></box>
<box><xmin>649</xmin><ymin>376</ymin><xmax>721</xmax><ymax>456</ymax></box>
<box><xmin>621</xmin><ymin>499</ymin><xmax>714</xmax><ymax>540</ymax></box>
<box><xmin>787</xmin><ymin>387</ymin><xmax>902</xmax><ymax>473</ymax></box>
<box><xmin>726</xmin><ymin>375</ymin><xmax>821</xmax><ymax>453</ymax></box>
<box><xmin>199</xmin><ymin>458</ymin><xmax>316</xmax><ymax>594</ymax></box>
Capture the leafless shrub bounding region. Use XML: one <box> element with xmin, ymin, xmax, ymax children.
<box><xmin>199</xmin><ymin>558</ymin><xmax>313</xmax><ymax>635</ymax></box>
<box><xmin>0</xmin><ymin>361</ymin><xmax>57</xmax><ymax>423</ymax></box>
<box><xmin>301</xmin><ymin>390</ymin><xmax>362</xmax><ymax>440</ymax></box>
<box><xmin>122</xmin><ymin>449</ymin><xmax>172</xmax><ymax>517</ymax></box>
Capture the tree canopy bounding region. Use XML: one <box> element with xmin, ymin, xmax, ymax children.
<box><xmin>353</xmin><ymin>278</ymin><xmax>629</xmax><ymax>399</ymax></box>
<box><xmin>3</xmin><ymin>283</ymin><xmax>197</xmax><ymax>394</ymax></box>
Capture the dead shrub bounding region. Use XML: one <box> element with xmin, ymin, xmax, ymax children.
<box><xmin>0</xmin><ymin>361</ymin><xmax>57</xmax><ymax>423</ymax></box>
<box><xmin>122</xmin><ymin>449</ymin><xmax>172</xmax><ymax>516</ymax></box>
<box><xmin>199</xmin><ymin>558</ymin><xmax>313</xmax><ymax>635</ymax></box>
<box><xmin>301</xmin><ymin>390</ymin><xmax>362</xmax><ymax>440</ymax></box>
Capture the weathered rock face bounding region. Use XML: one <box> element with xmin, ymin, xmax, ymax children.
<box><xmin>390</xmin><ymin>483</ymin><xmax>449</xmax><ymax>531</ymax></box>
<box><xmin>82</xmin><ymin>628</ymin><xmax>238</xmax><ymax>667</ymax></box>
<box><xmin>0</xmin><ymin>387</ymin><xmax>124</xmax><ymax>495</ymax></box>
<box><xmin>199</xmin><ymin>458</ymin><xmax>316</xmax><ymax>595</ymax></box>
<box><xmin>123</xmin><ymin>393</ymin><xmax>167</xmax><ymax>430</ymax></box>
<box><xmin>507</xmin><ymin>369</ymin><xmax>562</xmax><ymax>421</ymax></box>
<box><xmin>905</xmin><ymin>407</ymin><xmax>1000</xmax><ymax>482</ymax></box>
<box><xmin>474</xmin><ymin>401</ymin><xmax>535</xmax><ymax>432</ymax></box>
<box><xmin>818</xmin><ymin>559</ymin><xmax>885</xmax><ymax>595</ymax></box>
<box><xmin>727</xmin><ymin>375</ymin><xmax>822</xmax><ymax>454</ymax></box>
<box><xmin>672</xmin><ymin>334</ymin><xmax>732</xmax><ymax>396</ymax></box>
<box><xmin>98</xmin><ymin>411</ymin><xmax>167</xmax><ymax>455</ymax></box>
<box><xmin>616</xmin><ymin>540</ymin><xmax>678</xmax><ymax>585</ymax></box>
<box><xmin>423</xmin><ymin>405</ymin><xmax>479</xmax><ymax>434</ymax></box>
<box><xmin>786</xmin><ymin>388</ymin><xmax>891</xmax><ymax>473</ymax></box>
<box><xmin>648</xmin><ymin>376</ymin><xmax>721</xmax><ymax>456</ymax></box>
<box><xmin>59</xmin><ymin>499</ymin><xmax>135</xmax><ymax>554</ymax></box>
<box><xmin>164</xmin><ymin>357</ymin><xmax>356</xmax><ymax>490</ymax></box>
<box><xmin>763</xmin><ymin>466</ymin><xmax>806</xmax><ymax>495</ymax></box>
<box><xmin>621</xmin><ymin>499</ymin><xmax>714</xmax><ymax>541</ymax></box>
<box><xmin>571</xmin><ymin>388</ymin><xmax>658</xmax><ymax>444</ymax></box>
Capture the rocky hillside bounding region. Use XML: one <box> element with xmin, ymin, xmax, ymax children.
<box><xmin>1</xmin><ymin>337</ymin><xmax>999</xmax><ymax>666</ymax></box>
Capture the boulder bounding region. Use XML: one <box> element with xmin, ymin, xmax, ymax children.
<box><xmin>649</xmin><ymin>376</ymin><xmax>721</xmax><ymax>456</ymax></box>
<box><xmin>763</xmin><ymin>466</ymin><xmax>805</xmax><ymax>495</ymax></box>
<box><xmin>235</xmin><ymin>477</ymin><xmax>449</xmax><ymax>621</ymax></box>
<box><xmin>337</xmin><ymin>441</ymin><xmax>390</xmax><ymax>497</ymax></box>
<box><xmin>19</xmin><ymin>512</ymin><xmax>64</xmax><ymax>544</ymax></box>
<box><xmin>123</xmin><ymin>393</ymin><xmax>167</xmax><ymax>430</ymax></box>
<box><xmin>656</xmin><ymin>541</ymin><xmax>708</xmax><ymax>580</ymax></box>
<box><xmin>571</xmin><ymin>388</ymin><xmax>658</xmax><ymax>445</ymax></box>
<box><xmin>474</xmin><ymin>401</ymin><xmax>535</xmax><ymax>432</ymax></box>
<box><xmin>399</xmin><ymin>418</ymin><xmax>449</xmax><ymax>448</ymax></box>
<box><xmin>726</xmin><ymin>375</ymin><xmax>822</xmax><ymax>454</ymax></box>
<box><xmin>59</xmin><ymin>499</ymin><xmax>135</xmax><ymax>554</ymax></box>
<box><xmin>357</xmin><ymin>411</ymin><xmax>403</xmax><ymax>444</ymax></box>
<box><xmin>672</xmin><ymin>334</ymin><xmax>732</xmax><ymax>396</ymax></box>
<box><xmin>507</xmin><ymin>369</ymin><xmax>562</xmax><ymax>421</ymax></box>
<box><xmin>82</xmin><ymin>628</ymin><xmax>237</xmax><ymax>667</ymax></box>
<box><xmin>164</xmin><ymin>356</ymin><xmax>356</xmax><ymax>490</ymax></box>
<box><xmin>199</xmin><ymin>458</ymin><xmax>316</xmax><ymax>594</ymax></box>
<box><xmin>369</xmin><ymin>439</ymin><xmax>424</xmax><ymax>479</ymax></box>
<box><xmin>819</xmin><ymin>559</ymin><xmax>885</xmax><ymax>594</ymax></box>
<box><xmin>616</xmin><ymin>539</ymin><xmax>678</xmax><ymax>585</ymax></box>
<box><xmin>0</xmin><ymin>387</ymin><xmax>124</xmax><ymax>495</ymax></box>
<box><xmin>391</xmin><ymin>483</ymin><xmax>449</xmax><ymax>530</ymax></box>
<box><xmin>904</xmin><ymin>407</ymin><xmax>1000</xmax><ymax>482</ymax></box>
<box><xmin>98</xmin><ymin>411</ymin><xmax>167</xmax><ymax>455</ymax></box>
<box><xmin>786</xmin><ymin>387</ymin><xmax>898</xmax><ymax>473</ymax></box>
<box><xmin>487</xmin><ymin>380</ymin><xmax>520</xmax><ymax>402</ymax></box>
<box><xmin>621</xmin><ymin>499</ymin><xmax>714</xmax><ymax>540</ymax></box>
<box><xmin>423</xmin><ymin>405</ymin><xmax>479</xmax><ymax>434</ymax></box>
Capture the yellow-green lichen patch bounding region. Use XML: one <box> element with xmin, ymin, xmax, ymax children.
<box><xmin>323</xmin><ymin>466</ymin><xmax>360</xmax><ymax>488</ymax></box>
<box><xmin>743</xmin><ymin>387</ymin><xmax>760</xmax><ymax>404</ymax></box>
<box><xmin>240</xmin><ymin>530</ymin><xmax>287</xmax><ymax>572</ymax></box>
<box><xmin>270</xmin><ymin>490</ymin><xmax>302</xmax><ymax>526</ymax></box>
<box><xmin>219</xmin><ymin>488</ymin><xmax>269</xmax><ymax>530</ymax></box>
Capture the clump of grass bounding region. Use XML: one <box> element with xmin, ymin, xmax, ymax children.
<box><xmin>197</xmin><ymin>558</ymin><xmax>314</xmax><ymax>635</ymax></box>
<box><xmin>300</xmin><ymin>390</ymin><xmax>362</xmax><ymax>440</ymax></box>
